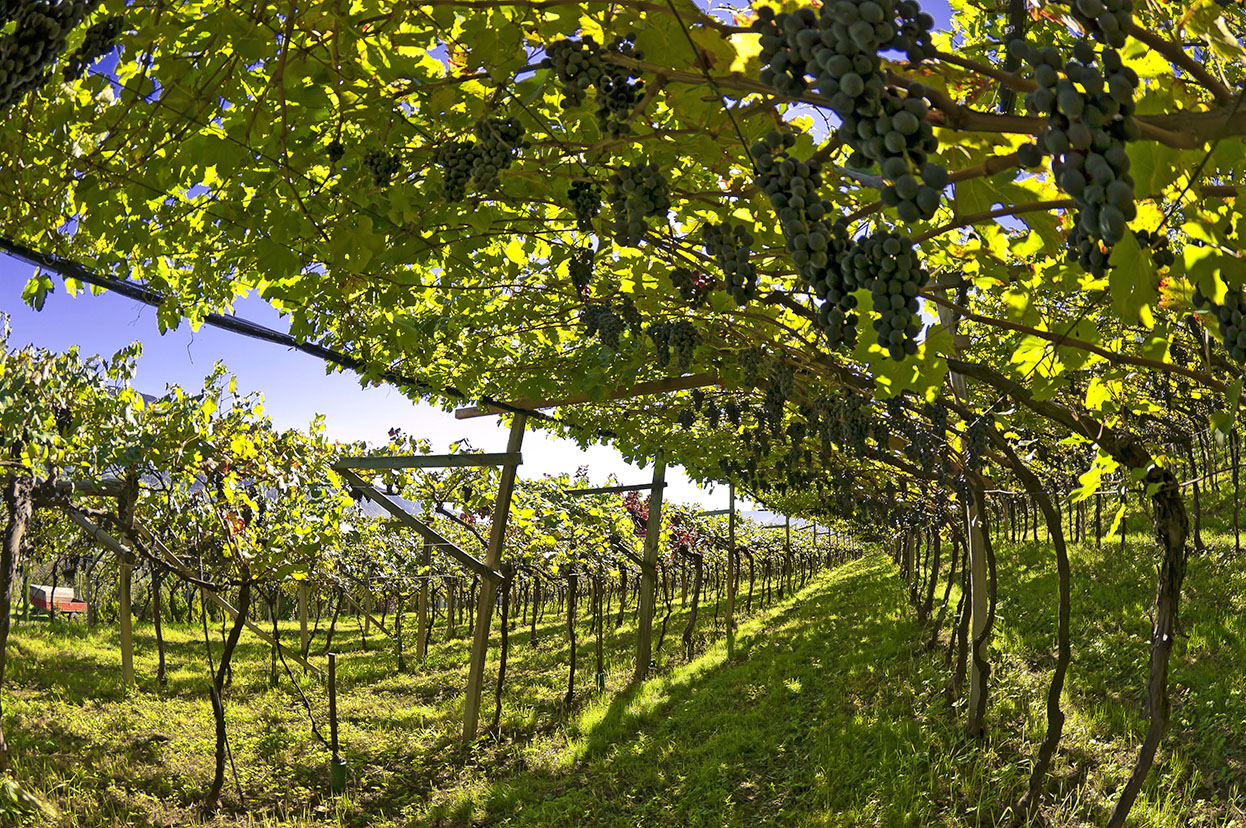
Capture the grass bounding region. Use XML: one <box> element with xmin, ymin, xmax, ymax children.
<box><xmin>5</xmin><ymin>496</ymin><xmax>1246</xmax><ymax>827</ymax></box>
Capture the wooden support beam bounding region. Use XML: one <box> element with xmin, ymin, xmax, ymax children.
<box><xmin>463</xmin><ymin>414</ymin><xmax>527</xmax><ymax>742</ymax></box>
<box><xmin>454</xmin><ymin>374</ymin><xmax>720</xmax><ymax>419</ymax></box>
<box><xmin>612</xmin><ymin>542</ymin><xmax>652</xmax><ymax>576</ymax></box>
<box><xmin>337</xmin><ymin>469</ymin><xmax>502</xmax><ymax>583</ymax></box>
<box><xmin>633</xmin><ymin>451</ymin><xmax>666</xmax><ymax>681</ymax></box>
<box><xmin>67</xmin><ymin>510</ymin><xmax>322</xmax><ymax>675</ymax></box>
<box><xmin>564</xmin><ymin>482</ymin><xmax>667</xmax><ymax>497</ymax></box>
<box><xmin>335</xmin><ymin>583</ymin><xmax>394</xmax><ymax>640</ymax></box>
<box><xmin>698</xmin><ymin>508</ymin><xmax>732</xmax><ymax>516</ymax></box>
<box><xmin>417</xmin><ymin>538</ymin><xmax>431</xmax><ymax>662</ymax></box>
<box><xmin>333</xmin><ymin>452</ymin><xmax>522</xmax><ymax>471</ymax></box>
<box><xmin>47</xmin><ymin>477</ymin><xmax>125</xmax><ymax>498</ymax></box>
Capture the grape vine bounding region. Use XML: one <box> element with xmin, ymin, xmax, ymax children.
<box><xmin>702</xmin><ymin>222</ymin><xmax>758</xmax><ymax>306</ymax></box>
<box><xmin>1018</xmin><ymin>40</ymin><xmax>1139</xmax><ymax>277</ymax></box>
<box><xmin>61</xmin><ymin>13</ymin><xmax>122</xmax><ymax>81</ymax></box>
<box><xmin>607</xmin><ymin>163</ymin><xmax>670</xmax><ymax>246</ymax></box>
<box><xmin>0</xmin><ymin>0</ymin><xmax>93</xmax><ymax>113</ymax></box>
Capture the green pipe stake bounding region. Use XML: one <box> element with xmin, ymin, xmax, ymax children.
<box><xmin>328</xmin><ymin>652</ymin><xmax>347</xmax><ymax>794</ymax></box>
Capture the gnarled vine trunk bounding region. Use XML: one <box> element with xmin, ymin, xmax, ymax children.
<box><xmin>0</xmin><ymin>474</ymin><xmax>34</xmax><ymax>772</ymax></box>
<box><xmin>206</xmin><ymin>578</ymin><xmax>251</xmax><ymax>811</ymax></box>
<box><xmin>1106</xmin><ymin>466</ymin><xmax>1189</xmax><ymax>828</ymax></box>
<box><xmin>996</xmin><ymin>437</ymin><xmax>1071</xmax><ymax>825</ymax></box>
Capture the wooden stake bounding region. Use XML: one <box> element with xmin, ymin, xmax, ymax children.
<box><xmin>118</xmin><ymin>477</ymin><xmax>137</xmax><ymax>691</ymax></box>
<box><xmin>462</xmin><ymin>413</ymin><xmax>527</xmax><ymax>742</ymax></box>
<box><xmin>328</xmin><ymin>653</ymin><xmax>339</xmax><ymax>758</ymax></box>
<box><xmin>633</xmin><ymin>450</ymin><xmax>666</xmax><ymax>681</ymax></box>
<box><xmin>417</xmin><ymin>538</ymin><xmax>430</xmax><ymax>662</ymax></box>
<box><xmin>119</xmin><ymin>554</ymin><xmax>134</xmax><ymax>689</ymax></box>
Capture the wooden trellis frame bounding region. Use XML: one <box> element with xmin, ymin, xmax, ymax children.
<box><xmin>458</xmin><ymin>381</ymin><xmax>690</xmax><ymax>685</ymax></box>
<box><xmin>333</xmin><ymin>452</ymin><xmax>521</xmax><ymax>471</ymax></box>
<box><xmin>563</xmin><ymin>481</ymin><xmax>667</xmax><ymax>497</ymax></box>
<box><xmin>452</xmin><ymin>374</ymin><xmax>719</xmax><ymax>419</ymax></box>
<box><xmin>336</xmin><ymin>468</ymin><xmax>503</xmax><ymax>583</ymax></box>
<box><xmin>334</xmin><ymin>445</ymin><xmax>532</xmax><ymax>742</ymax></box>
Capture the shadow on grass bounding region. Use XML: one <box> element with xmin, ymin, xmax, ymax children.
<box><xmin>421</xmin><ymin>554</ymin><xmax>968</xmax><ymax>828</ymax></box>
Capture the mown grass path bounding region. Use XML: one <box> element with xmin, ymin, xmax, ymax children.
<box><xmin>6</xmin><ymin>542</ymin><xmax>1246</xmax><ymax>827</ymax></box>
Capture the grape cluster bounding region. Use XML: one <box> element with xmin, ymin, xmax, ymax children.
<box><xmin>763</xmin><ymin>374</ymin><xmax>786</xmax><ymax>429</ymax></box>
<box><xmin>840</xmin><ymin>395</ymin><xmax>871</xmax><ymax>452</ymax></box>
<box><xmin>739</xmin><ymin>346</ymin><xmax>765</xmax><ymax>386</ymax></box>
<box><xmin>702</xmin><ymin>222</ymin><xmax>757</xmax><ymax>305</ymax></box>
<box><xmin>569</xmin><ymin>249</ymin><xmax>594</xmax><ymax>293</ymax></box>
<box><xmin>705</xmin><ymin>400</ymin><xmax>722</xmax><ymax>428</ymax></box>
<box><xmin>1018</xmin><ymin>40</ymin><xmax>1139</xmax><ymax>276</ymax></box>
<box><xmin>753</xmin><ymin>2</ymin><xmax>934</xmax><ymax>97</ymax></box>
<box><xmin>1136</xmin><ymin>229</ymin><xmax>1175</xmax><ymax>268</ymax></box>
<box><xmin>670</xmin><ymin>320</ymin><xmax>699</xmax><ymax>371</ymax></box>
<box><xmin>541</xmin><ymin>34</ymin><xmax>645</xmax><ymax>136</ymax></box>
<box><xmin>568</xmin><ymin>180</ymin><xmax>601</xmax><ymax>232</ymax></box>
<box><xmin>926</xmin><ymin>400</ymin><xmax>947</xmax><ymax>440</ymax></box>
<box><xmin>599</xmin><ymin>35</ymin><xmax>646</xmax><ymax>137</ymax></box>
<box><xmin>1064</xmin><ymin>0</ymin><xmax>1133</xmax><ymax>48</ymax></box>
<box><xmin>750</xmin><ymin>131</ymin><xmax>837</xmax><ymax>284</ymax></box>
<box><xmin>724</xmin><ymin>399</ymin><xmax>742</xmax><ymax>426</ymax></box>
<box><xmin>0</xmin><ymin>0</ymin><xmax>93</xmax><ymax>114</ymax></box>
<box><xmin>596</xmin><ymin>72</ymin><xmax>644</xmax><ymax>138</ymax></box>
<box><xmin>326</xmin><ymin>139</ymin><xmax>345</xmax><ymax>165</ymax></box>
<box><xmin>750</xmin><ymin>131</ymin><xmax>861</xmax><ymax>348</ymax></box>
<box><xmin>649</xmin><ymin>319</ymin><xmax>699</xmax><ymax>371</ymax></box>
<box><xmin>543</xmin><ymin>37</ymin><xmax>607</xmax><ymax>107</ymax></box>
<box><xmin>752</xmin><ymin>2</ymin><xmax>944</xmax><ymax>221</ymax></box>
<box><xmin>648</xmin><ymin>321</ymin><xmax>673</xmax><ymax>368</ymax></box>
<box><xmin>580</xmin><ymin>303</ymin><xmax>626</xmax><ymax>350</ymax></box>
<box><xmin>618</xmin><ymin>295</ymin><xmax>643</xmax><ymax>336</ymax></box>
<box><xmin>472</xmin><ymin>117</ymin><xmax>527</xmax><ymax>190</ymax></box>
<box><xmin>964</xmin><ymin>416</ymin><xmax>991</xmax><ymax>472</ymax></box>
<box><xmin>363</xmin><ymin>150</ymin><xmax>402</xmax><ymax>187</ymax></box>
<box><xmin>839</xmin><ymin>230</ymin><xmax>925</xmax><ymax>361</ymax></box>
<box><xmin>874</xmin><ymin>417</ymin><xmax>892</xmax><ymax>453</ymax></box>
<box><xmin>1193</xmin><ymin>285</ymin><xmax>1246</xmax><ymax>363</ymax></box>
<box><xmin>670</xmin><ymin>267</ymin><xmax>713</xmax><ymax>306</ymax></box>
<box><xmin>677</xmin><ymin>407</ymin><xmax>696</xmax><ymax>429</ymax></box>
<box><xmin>607</xmin><ymin>163</ymin><xmax>670</xmax><ymax>246</ymax></box>
<box><xmin>61</xmin><ymin>13</ymin><xmax>122</xmax><ymax>81</ymax></box>
<box><xmin>437</xmin><ymin>140</ymin><xmax>476</xmax><ymax>201</ymax></box>
<box><xmin>436</xmin><ymin>117</ymin><xmax>527</xmax><ymax>201</ymax></box>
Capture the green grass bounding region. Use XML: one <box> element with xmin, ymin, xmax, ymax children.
<box><xmin>5</xmin><ymin>502</ymin><xmax>1246</xmax><ymax>827</ymax></box>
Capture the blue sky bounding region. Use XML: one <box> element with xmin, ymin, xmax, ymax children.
<box><xmin>1</xmin><ymin>0</ymin><xmax>956</xmax><ymax>513</ymax></box>
<box><xmin>0</xmin><ymin>259</ymin><xmax>747</xmax><ymax>508</ymax></box>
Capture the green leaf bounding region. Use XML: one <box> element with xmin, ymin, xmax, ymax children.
<box><xmin>1108</xmin><ymin>232</ymin><xmax>1157</xmax><ymax>327</ymax></box>
<box><xmin>1210</xmin><ymin>378</ymin><xmax>1244</xmax><ymax>437</ymax></box>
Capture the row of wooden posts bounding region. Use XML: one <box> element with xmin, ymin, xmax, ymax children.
<box><xmin>48</xmin><ymin>412</ymin><xmax>853</xmax><ymax>744</ymax></box>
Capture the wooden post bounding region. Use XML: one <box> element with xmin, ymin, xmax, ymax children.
<box><xmin>633</xmin><ymin>450</ymin><xmax>666</xmax><ymax>681</ymax></box>
<box><xmin>417</xmin><ymin>538</ymin><xmax>431</xmax><ymax>661</ymax></box>
<box><xmin>118</xmin><ymin>478</ymin><xmax>137</xmax><ymax>691</ymax></box>
<box><xmin>328</xmin><ymin>652</ymin><xmax>347</xmax><ymax>792</ymax></box>
<box><xmin>328</xmin><ymin>653</ymin><xmax>340</xmax><ymax>757</ymax></box>
<box><xmin>725</xmin><ymin>484</ymin><xmax>737</xmax><ymax>658</ymax></box>
<box><xmin>935</xmin><ymin>293</ymin><xmax>992</xmax><ymax>737</ymax></box>
<box><xmin>462</xmin><ymin>413</ymin><xmax>527</xmax><ymax>743</ymax></box>
<box><xmin>784</xmin><ymin>515</ymin><xmax>792</xmax><ymax>597</ymax></box>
